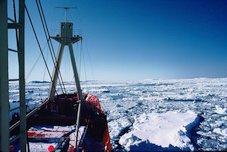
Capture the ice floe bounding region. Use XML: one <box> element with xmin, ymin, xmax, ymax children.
<box><xmin>119</xmin><ymin>111</ymin><xmax>199</xmax><ymax>151</ymax></box>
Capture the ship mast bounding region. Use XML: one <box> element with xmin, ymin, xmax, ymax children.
<box><xmin>49</xmin><ymin>7</ymin><xmax>83</xmax><ymax>149</ymax></box>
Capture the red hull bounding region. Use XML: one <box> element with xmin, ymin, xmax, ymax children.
<box><xmin>10</xmin><ymin>93</ymin><xmax>111</xmax><ymax>151</ymax></box>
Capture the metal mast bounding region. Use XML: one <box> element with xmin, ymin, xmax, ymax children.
<box><xmin>18</xmin><ymin>1</ymin><xmax>27</xmax><ymax>151</ymax></box>
<box><xmin>0</xmin><ymin>0</ymin><xmax>26</xmax><ymax>151</ymax></box>
<box><xmin>49</xmin><ymin>19</ymin><xmax>83</xmax><ymax>148</ymax></box>
<box><xmin>0</xmin><ymin>0</ymin><xmax>10</xmax><ymax>151</ymax></box>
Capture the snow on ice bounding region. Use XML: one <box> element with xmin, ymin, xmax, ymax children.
<box><xmin>119</xmin><ymin>111</ymin><xmax>199</xmax><ymax>151</ymax></box>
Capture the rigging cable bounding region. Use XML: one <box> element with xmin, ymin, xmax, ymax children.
<box><xmin>25</xmin><ymin>41</ymin><xmax>48</xmax><ymax>81</ymax></box>
<box><xmin>37</xmin><ymin>0</ymin><xmax>67</xmax><ymax>93</ymax></box>
<box><xmin>71</xmin><ymin>40</ymin><xmax>88</xmax><ymax>88</ymax></box>
<box><xmin>12</xmin><ymin>0</ymin><xmax>19</xmax><ymax>56</ymax></box>
<box><xmin>42</xmin><ymin>43</ymin><xmax>49</xmax><ymax>81</ymax></box>
<box><xmin>36</xmin><ymin>0</ymin><xmax>66</xmax><ymax>93</ymax></box>
<box><xmin>81</xmin><ymin>39</ymin><xmax>87</xmax><ymax>82</ymax></box>
<box><xmin>26</xmin><ymin>53</ymin><xmax>41</xmax><ymax>81</ymax></box>
<box><xmin>75</xmin><ymin>7</ymin><xmax>89</xmax><ymax>85</ymax></box>
<box><xmin>25</xmin><ymin>5</ymin><xmax>57</xmax><ymax>95</ymax></box>
<box><xmin>78</xmin><ymin>42</ymin><xmax>81</xmax><ymax>78</ymax></box>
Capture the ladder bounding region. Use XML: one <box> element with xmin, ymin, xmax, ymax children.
<box><xmin>0</xmin><ymin>0</ymin><xmax>27</xmax><ymax>151</ymax></box>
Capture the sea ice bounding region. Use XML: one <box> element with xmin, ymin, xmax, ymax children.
<box><xmin>214</xmin><ymin>105</ymin><xmax>226</xmax><ymax>115</ymax></box>
<box><xmin>119</xmin><ymin>111</ymin><xmax>199</xmax><ymax>151</ymax></box>
<box><xmin>8</xmin><ymin>78</ymin><xmax>227</xmax><ymax>151</ymax></box>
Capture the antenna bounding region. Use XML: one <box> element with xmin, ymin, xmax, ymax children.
<box><xmin>56</xmin><ymin>6</ymin><xmax>76</xmax><ymax>22</ymax></box>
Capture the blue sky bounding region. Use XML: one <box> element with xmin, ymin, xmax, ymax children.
<box><xmin>9</xmin><ymin>0</ymin><xmax>227</xmax><ymax>81</ymax></box>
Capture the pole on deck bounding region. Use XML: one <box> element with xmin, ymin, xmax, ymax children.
<box><xmin>49</xmin><ymin>44</ymin><xmax>65</xmax><ymax>100</ymax></box>
<box><xmin>18</xmin><ymin>0</ymin><xmax>27</xmax><ymax>151</ymax></box>
<box><xmin>69</xmin><ymin>44</ymin><xmax>84</xmax><ymax>148</ymax></box>
<box><xmin>0</xmin><ymin>0</ymin><xmax>10</xmax><ymax>151</ymax></box>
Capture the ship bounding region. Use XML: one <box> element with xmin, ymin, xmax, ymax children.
<box><xmin>0</xmin><ymin>0</ymin><xmax>111</xmax><ymax>151</ymax></box>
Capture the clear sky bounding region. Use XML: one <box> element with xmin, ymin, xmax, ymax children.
<box><xmin>9</xmin><ymin>0</ymin><xmax>227</xmax><ymax>81</ymax></box>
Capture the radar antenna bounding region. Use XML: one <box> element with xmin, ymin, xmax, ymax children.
<box><xmin>56</xmin><ymin>6</ymin><xmax>76</xmax><ymax>22</ymax></box>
